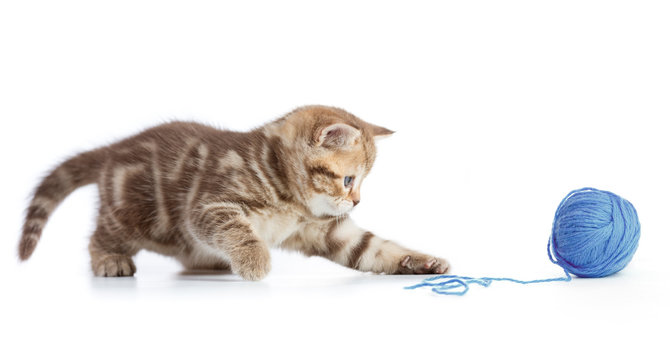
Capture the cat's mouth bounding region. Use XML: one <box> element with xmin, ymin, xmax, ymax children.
<box><xmin>306</xmin><ymin>194</ymin><xmax>354</xmax><ymax>218</ymax></box>
<box><xmin>326</xmin><ymin>204</ymin><xmax>355</xmax><ymax>218</ymax></box>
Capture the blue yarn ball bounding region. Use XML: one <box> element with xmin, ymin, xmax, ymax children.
<box><xmin>550</xmin><ymin>188</ymin><xmax>640</xmax><ymax>278</ymax></box>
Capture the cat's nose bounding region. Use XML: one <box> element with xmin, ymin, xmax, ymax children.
<box><xmin>351</xmin><ymin>190</ymin><xmax>360</xmax><ymax>206</ymax></box>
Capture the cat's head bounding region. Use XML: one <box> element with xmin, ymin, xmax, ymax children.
<box><xmin>280</xmin><ymin>106</ymin><xmax>393</xmax><ymax>218</ymax></box>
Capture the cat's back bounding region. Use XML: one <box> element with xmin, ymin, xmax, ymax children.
<box><xmin>94</xmin><ymin>121</ymin><xmax>250</xmax><ymax>241</ymax></box>
<box><xmin>109</xmin><ymin>121</ymin><xmax>225</xmax><ymax>150</ymax></box>
<box><xmin>101</xmin><ymin>120</ymin><xmax>262</xmax><ymax>167</ymax></box>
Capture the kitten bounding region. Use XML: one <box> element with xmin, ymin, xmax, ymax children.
<box><xmin>18</xmin><ymin>105</ymin><xmax>449</xmax><ymax>280</ymax></box>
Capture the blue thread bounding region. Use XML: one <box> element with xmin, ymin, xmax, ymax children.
<box><xmin>405</xmin><ymin>188</ymin><xmax>640</xmax><ymax>296</ymax></box>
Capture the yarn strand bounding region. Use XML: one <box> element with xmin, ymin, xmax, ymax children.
<box><xmin>404</xmin><ymin>265</ymin><xmax>572</xmax><ymax>296</ymax></box>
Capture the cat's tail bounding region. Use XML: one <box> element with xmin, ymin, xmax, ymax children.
<box><xmin>18</xmin><ymin>147</ymin><xmax>108</xmax><ymax>261</ymax></box>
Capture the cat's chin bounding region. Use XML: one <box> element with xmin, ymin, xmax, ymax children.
<box><xmin>310</xmin><ymin>208</ymin><xmax>352</xmax><ymax>219</ymax></box>
<box><xmin>329</xmin><ymin>209</ymin><xmax>353</xmax><ymax>218</ymax></box>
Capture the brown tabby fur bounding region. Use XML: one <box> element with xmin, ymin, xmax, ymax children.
<box><xmin>19</xmin><ymin>105</ymin><xmax>449</xmax><ymax>280</ymax></box>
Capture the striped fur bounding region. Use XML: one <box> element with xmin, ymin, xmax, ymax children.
<box><xmin>18</xmin><ymin>105</ymin><xmax>449</xmax><ymax>279</ymax></box>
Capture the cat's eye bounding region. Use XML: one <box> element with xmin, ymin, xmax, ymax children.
<box><xmin>343</xmin><ymin>176</ymin><xmax>354</xmax><ymax>188</ymax></box>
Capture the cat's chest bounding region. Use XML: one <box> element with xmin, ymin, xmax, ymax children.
<box><xmin>247</xmin><ymin>211</ymin><xmax>302</xmax><ymax>247</ymax></box>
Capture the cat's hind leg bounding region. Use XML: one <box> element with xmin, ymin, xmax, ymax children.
<box><xmin>89</xmin><ymin>223</ymin><xmax>139</xmax><ymax>277</ymax></box>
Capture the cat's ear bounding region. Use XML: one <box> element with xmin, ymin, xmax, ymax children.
<box><xmin>315</xmin><ymin>123</ymin><xmax>361</xmax><ymax>149</ymax></box>
<box><xmin>371</xmin><ymin>124</ymin><xmax>394</xmax><ymax>141</ymax></box>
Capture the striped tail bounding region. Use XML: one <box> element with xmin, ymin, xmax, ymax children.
<box><xmin>18</xmin><ymin>148</ymin><xmax>107</xmax><ymax>260</ymax></box>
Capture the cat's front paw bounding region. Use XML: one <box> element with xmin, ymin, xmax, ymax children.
<box><xmin>397</xmin><ymin>254</ymin><xmax>449</xmax><ymax>275</ymax></box>
<box><xmin>230</xmin><ymin>241</ymin><xmax>272</xmax><ymax>281</ymax></box>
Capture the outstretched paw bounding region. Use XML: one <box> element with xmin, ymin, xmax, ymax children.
<box><xmin>397</xmin><ymin>254</ymin><xmax>449</xmax><ymax>274</ymax></box>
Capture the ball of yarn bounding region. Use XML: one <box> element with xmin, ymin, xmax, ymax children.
<box><xmin>550</xmin><ymin>187</ymin><xmax>640</xmax><ymax>278</ymax></box>
<box><xmin>407</xmin><ymin>187</ymin><xmax>642</xmax><ymax>296</ymax></box>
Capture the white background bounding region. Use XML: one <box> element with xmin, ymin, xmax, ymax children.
<box><xmin>1</xmin><ymin>1</ymin><xmax>669</xmax><ymax>359</ymax></box>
